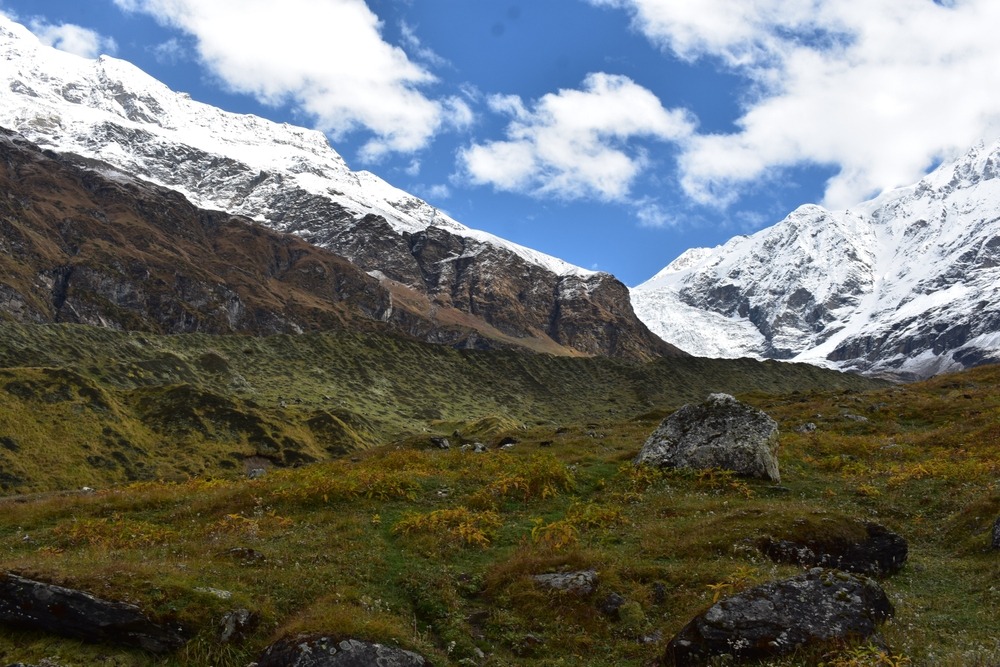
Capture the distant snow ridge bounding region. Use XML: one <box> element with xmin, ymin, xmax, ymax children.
<box><xmin>0</xmin><ymin>14</ymin><xmax>591</xmax><ymax>279</ymax></box>
<box><xmin>632</xmin><ymin>141</ymin><xmax>1000</xmax><ymax>379</ymax></box>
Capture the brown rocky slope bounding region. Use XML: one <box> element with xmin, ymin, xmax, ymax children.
<box><xmin>0</xmin><ymin>127</ymin><xmax>682</xmax><ymax>359</ymax></box>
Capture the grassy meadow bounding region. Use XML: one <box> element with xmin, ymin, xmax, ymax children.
<box><xmin>0</xmin><ymin>323</ymin><xmax>997</xmax><ymax>665</ymax></box>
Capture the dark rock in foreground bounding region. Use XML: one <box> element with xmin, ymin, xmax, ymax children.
<box><xmin>663</xmin><ymin>569</ymin><xmax>893</xmax><ymax>666</ymax></box>
<box><xmin>0</xmin><ymin>573</ymin><xmax>184</xmax><ymax>653</ymax></box>
<box><xmin>635</xmin><ymin>393</ymin><xmax>780</xmax><ymax>482</ymax></box>
<box><xmin>759</xmin><ymin>522</ymin><xmax>908</xmax><ymax>576</ymax></box>
<box><xmin>255</xmin><ymin>636</ymin><xmax>428</xmax><ymax>666</ymax></box>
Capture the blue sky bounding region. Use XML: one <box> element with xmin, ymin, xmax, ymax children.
<box><xmin>3</xmin><ymin>1</ymin><xmax>1000</xmax><ymax>286</ymax></box>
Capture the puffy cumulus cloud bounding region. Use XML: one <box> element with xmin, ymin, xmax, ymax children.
<box><xmin>460</xmin><ymin>73</ymin><xmax>695</xmax><ymax>202</ymax></box>
<box><xmin>592</xmin><ymin>0</ymin><xmax>1000</xmax><ymax>208</ymax></box>
<box><xmin>112</xmin><ymin>0</ymin><xmax>470</xmax><ymax>160</ymax></box>
<box><xmin>27</xmin><ymin>18</ymin><xmax>118</xmax><ymax>58</ymax></box>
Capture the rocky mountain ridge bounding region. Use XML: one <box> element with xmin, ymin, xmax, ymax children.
<box><xmin>0</xmin><ymin>15</ymin><xmax>676</xmax><ymax>360</ymax></box>
<box><xmin>632</xmin><ymin>140</ymin><xmax>1000</xmax><ymax>378</ymax></box>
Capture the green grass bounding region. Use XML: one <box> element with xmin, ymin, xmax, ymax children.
<box><xmin>2</xmin><ymin>322</ymin><xmax>999</xmax><ymax>665</ymax></box>
<box><xmin>0</xmin><ymin>321</ymin><xmax>881</xmax><ymax>493</ymax></box>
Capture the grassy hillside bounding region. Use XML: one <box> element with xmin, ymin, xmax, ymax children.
<box><xmin>0</xmin><ymin>326</ymin><xmax>997</xmax><ymax>664</ymax></box>
<box><xmin>0</xmin><ymin>321</ymin><xmax>880</xmax><ymax>493</ymax></box>
<box><xmin>0</xmin><ymin>366</ymin><xmax>1000</xmax><ymax>667</ymax></box>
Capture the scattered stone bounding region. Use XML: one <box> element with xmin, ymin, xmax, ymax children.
<box><xmin>0</xmin><ymin>573</ymin><xmax>185</xmax><ymax>653</ymax></box>
<box><xmin>218</xmin><ymin>608</ymin><xmax>257</xmax><ymax>643</ymax></box>
<box><xmin>497</xmin><ymin>436</ymin><xmax>519</xmax><ymax>447</ymax></box>
<box><xmin>992</xmin><ymin>517</ymin><xmax>1000</xmax><ymax>549</ymax></box>
<box><xmin>638</xmin><ymin>629</ymin><xmax>663</xmax><ymax>645</ymax></box>
<box><xmin>652</xmin><ymin>582</ymin><xmax>667</xmax><ymax>605</ymax></box>
<box><xmin>759</xmin><ymin>522</ymin><xmax>908</xmax><ymax>576</ymax></box>
<box><xmin>459</xmin><ymin>442</ymin><xmax>489</xmax><ymax>453</ymax></box>
<box><xmin>532</xmin><ymin>570</ymin><xmax>598</xmax><ymax>596</ymax></box>
<box><xmin>499</xmin><ymin>443</ymin><xmax>516</xmax><ymax>451</ymax></box>
<box><xmin>255</xmin><ymin>635</ymin><xmax>428</xmax><ymax>666</ymax></box>
<box><xmin>634</xmin><ymin>393</ymin><xmax>781</xmax><ymax>482</ymax></box>
<box><xmin>512</xmin><ymin>633</ymin><xmax>544</xmax><ymax>657</ymax></box>
<box><xmin>430</xmin><ymin>437</ymin><xmax>450</xmax><ymax>450</ymax></box>
<box><xmin>663</xmin><ymin>568</ymin><xmax>893</xmax><ymax>666</ymax></box>
<box><xmin>466</xmin><ymin>610</ymin><xmax>490</xmax><ymax>640</ymax></box>
<box><xmin>195</xmin><ymin>586</ymin><xmax>232</xmax><ymax>600</ymax></box>
<box><xmin>598</xmin><ymin>592</ymin><xmax>626</xmax><ymax>618</ymax></box>
<box><xmin>843</xmin><ymin>413</ymin><xmax>870</xmax><ymax>423</ymax></box>
<box><xmin>226</xmin><ymin>547</ymin><xmax>267</xmax><ymax>565</ymax></box>
<box><xmin>795</xmin><ymin>422</ymin><xmax>817</xmax><ymax>433</ymax></box>
<box><xmin>246</xmin><ymin>467</ymin><xmax>267</xmax><ymax>480</ymax></box>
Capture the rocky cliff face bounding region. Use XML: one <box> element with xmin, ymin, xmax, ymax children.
<box><xmin>0</xmin><ymin>127</ymin><xmax>541</xmax><ymax>344</ymax></box>
<box><xmin>632</xmin><ymin>141</ymin><xmax>1000</xmax><ymax>379</ymax></box>
<box><xmin>0</xmin><ymin>15</ymin><xmax>678</xmax><ymax>361</ymax></box>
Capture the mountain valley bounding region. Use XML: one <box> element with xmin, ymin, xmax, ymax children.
<box><xmin>0</xmin><ymin>11</ymin><xmax>1000</xmax><ymax>667</ymax></box>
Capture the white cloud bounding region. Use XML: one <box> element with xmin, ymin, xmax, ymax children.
<box><xmin>112</xmin><ymin>0</ymin><xmax>469</xmax><ymax>160</ymax></box>
<box><xmin>403</xmin><ymin>159</ymin><xmax>421</xmax><ymax>177</ymax></box>
<box><xmin>424</xmin><ymin>184</ymin><xmax>451</xmax><ymax>200</ymax></box>
<box><xmin>460</xmin><ymin>72</ymin><xmax>695</xmax><ymax>201</ymax></box>
<box><xmin>399</xmin><ymin>21</ymin><xmax>448</xmax><ymax>68</ymax></box>
<box><xmin>27</xmin><ymin>18</ymin><xmax>117</xmax><ymax>59</ymax></box>
<box><xmin>151</xmin><ymin>37</ymin><xmax>186</xmax><ymax>64</ymax></box>
<box><xmin>592</xmin><ymin>0</ymin><xmax>1000</xmax><ymax>208</ymax></box>
<box><xmin>634</xmin><ymin>200</ymin><xmax>676</xmax><ymax>228</ymax></box>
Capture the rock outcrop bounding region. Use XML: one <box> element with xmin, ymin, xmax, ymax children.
<box><xmin>634</xmin><ymin>394</ymin><xmax>780</xmax><ymax>482</ymax></box>
<box><xmin>663</xmin><ymin>569</ymin><xmax>893</xmax><ymax>666</ymax></box>
<box><xmin>255</xmin><ymin>636</ymin><xmax>428</xmax><ymax>667</ymax></box>
<box><xmin>759</xmin><ymin>522</ymin><xmax>908</xmax><ymax>576</ymax></box>
<box><xmin>0</xmin><ymin>573</ymin><xmax>185</xmax><ymax>653</ymax></box>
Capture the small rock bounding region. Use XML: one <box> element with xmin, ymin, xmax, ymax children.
<box><xmin>638</xmin><ymin>629</ymin><xmax>663</xmax><ymax>645</ymax></box>
<box><xmin>532</xmin><ymin>570</ymin><xmax>598</xmax><ymax>596</ymax></box>
<box><xmin>992</xmin><ymin>517</ymin><xmax>1000</xmax><ymax>549</ymax></box>
<box><xmin>218</xmin><ymin>608</ymin><xmax>257</xmax><ymax>643</ymax></box>
<box><xmin>226</xmin><ymin>547</ymin><xmax>267</xmax><ymax>565</ymax></box>
<box><xmin>598</xmin><ymin>592</ymin><xmax>626</xmax><ymax>618</ymax></box>
<box><xmin>795</xmin><ymin>422</ymin><xmax>817</xmax><ymax>433</ymax></box>
<box><xmin>256</xmin><ymin>635</ymin><xmax>428</xmax><ymax>666</ymax></box>
<box><xmin>430</xmin><ymin>437</ymin><xmax>450</xmax><ymax>450</ymax></box>
<box><xmin>843</xmin><ymin>413</ymin><xmax>869</xmax><ymax>422</ymax></box>
<box><xmin>195</xmin><ymin>586</ymin><xmax>232</xmax><ymax>600</ymax></box>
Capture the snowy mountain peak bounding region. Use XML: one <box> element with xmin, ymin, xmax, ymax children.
<box><xmin>0</xmin><ymin>13</ymin><xmax>593</xmax><ymax>278</ymax></box>
<box><xmin>633</xmin><ymin>138</ymin><xmax>1000</xmax><ymax>378</ymax></box>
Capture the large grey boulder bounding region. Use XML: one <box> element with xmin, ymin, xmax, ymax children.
<box><xmin>664</xmin><ymin>568</ymin><xmax>893</xmax><ymax>666</ymax></box>
<box><xmin>0</xmin><ymin>573</ymin><xmax>185</xmax><ymax>653</ymax></box>
<box><xmin>635</xmin><ymin>393</ymin><xmax>780</xmax><ymax>482</ymax></box>
<box><xmin>255</xmin><ymin>636</ymin><xmax>428</xmax><ymax>667</ymax></box>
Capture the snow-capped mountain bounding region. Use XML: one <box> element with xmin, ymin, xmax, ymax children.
<box><xmin>632</xmin><ymin>142</ymin><xmax>1000</xmax><ymax>378</ymax></box>
<box><xmin>0</xmin><ymin>15</ymin><xmax>675</xmax><ymax>360</ymax></box>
